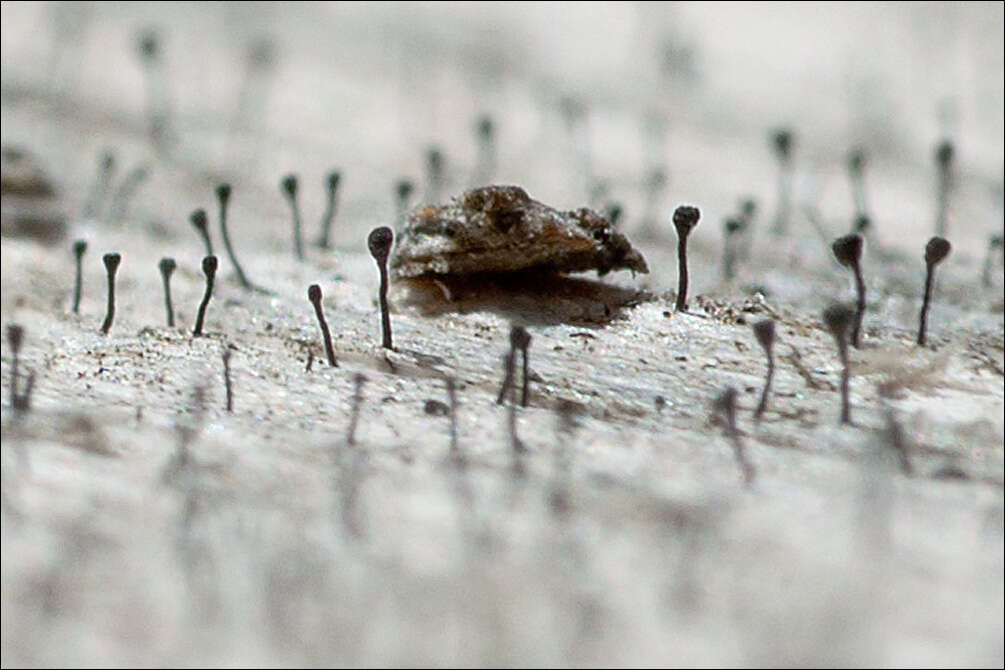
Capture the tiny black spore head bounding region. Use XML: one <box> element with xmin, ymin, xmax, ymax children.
<box><xmin>137</xmin><ymin>29</ymin><xmax>159</xmax><ymax>62</ymax></box>
<box><xmin>159</xmin><ymin>257</ymin><xmax>176</xmax><ymax>277</ymax></box>
<box><xmin>477</xmin><ymin>115</ymin><xmax>494</xmax><ymax>140</ymax></box>
<box><xmin>672</xmin><ymin>205</ymin><xmax>701</xmax><ymax>238</ymax></box>
<box><xmin>216</xmin><ymin>182</ymin><xmax>231</xmax><ymax>205</ymax></box>
<box><xmin>100</xmin><ymin>150</ymin><xmax>115</xmax><ymax>173</ymax></box>
<box><xmin>752</xmin><ymin>318</ymin><xmax>775</xmax><ymax>353</ymax></box>
<box><xmin>772</xmin><ymin>128</ymin><xmax>793</xmax><ymax>159</ymax></box>
<box><xmin>396</xmin><ymin>179</ymin><xmax>414</xmax><ymax>201</ymax></box>
<box><xmin>831</xmin><ymin>233</ymin><xmax>863</xmax><ymax>268</ymax></box>
<box><xmin>925</xmin><ymin>236</ymin><xmax>951</xmax><ymax>266</ymax></box>
<box><xmin>606</xmin><ymin>202</ymin><xmax>623</xmax><ymax>228</ymax></box>
<box><xmin>202</xmin><ymin>255</ymin><xmax>218</xmax><ymax>277</ymax></box>
<box><xmin>991</xmin><ymin>235</ymin><xmax>1003</xmax><ymax>250</ymax></box>
<box><xmin>190</xmin><ymin>208</ymin><xmax>208</xmax><ymax>232</ymax></box>
<box><xmin>281</xmin><ymin>174</ymin><xmax>298</xmax><ymax>200</ymax></box>
<box><xmin>74</xmin><ymin>239</ymin><xmax>88</xmax><ymax>258</ymax></box>
<box><xmin>426</xmin><ymin>147</ymin><xmax>443</xmax><ymax>174</ymax></box>
<box><xmin>103</xmin><ymin>252</ymin><xmax>121</xmax><ymax>274</ymax></box>
<box><xmin>7</xmin><ymin>323</ymin><xmax>24</xmax><ymax>353</ymax></box>
<box><xmin>326</xmin><ymin>170</ymin><xmax>341</xmax><ymax>193</ymax></box>
<box><xmin>724</xmin><ymin>218</ymin><xmax>743</xmax><ymax>236</ymax></box>
<box><xmin>368</xmin><ymin>226</ymin><xmax>393</xmax><ymax>264</ymax></box>
<box><xmin>248</xmin><ymin>35</ymin><xmax>276</xmax><ymax>69</ymax></box>
<box><xmin>823</xmin><ymin>303</ymin><xmax>855</xmax><ymax>341</ymax></box>
<box><xmin>308</xmin><ymin>283</ymin><xmax>322</xmax><ymax>305</ymax></box>
<box><xmin>935</xmin><ymin>140</ymin><xmax>954</xmax><ymax>167</ymax></box>
<box><xmin>740</xmin><ymin>198</ymin><xmax>756</xmax><ymax>219</ymax></box>
<box><xmin>848</xmin><ymin>148</ymin><xmax>865</xmax><ymax>174</ymax></box>
<box><xmin>853</xmin><ymin>214</ymin><xmax>870</xmax><ymax>234</ymax></box>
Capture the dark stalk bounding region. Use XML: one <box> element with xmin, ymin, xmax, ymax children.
<box><xmin>672</xmin><ymin>205</ymin><xmax>700</xmax><ymax>312</ymax></box>
<box><xmin>738</xmin><ymin>197</ymin><xmax>756</xmax><ymax>262</ymax></box>
<box><xmin>496</xmin><ymin>325</ymin><xmax>530</xmax><ymax>406</ymax></box>
<box><xmin>395</xmin><ymin>179</ymin><xmax>414</xmax><ymax>224</ymax></box>
<box><xmin>222</xmin><ymin>346</ymin><xmax>233</xmax><ymax>412</ymax></box>
<box><xmin>346</xmin><ymin>373</ymin><xmax>365</xmax><ymax>446</ymax></box>
<box><xmin>7</xmin><ymin>324</ymin><xmax>23</xmax><ymax>408</ymax></box>
<box><xmin>215</xmin><ymin>182</ymin><xmax>254</xmax><ymax>291</ymax></box>
<box><xmin>72</xmin><ymin>239</ymin><xmax>87</xmax><ymax>314</ymax></box>
<box><xmin>367</xmin><ymin>227</ymin><xmax>394</xmax><ymax>349</ymax></box>
<box><xmin>515</xmin><ymin>327</ymin><xmax>531</xmax><ymax>407</ymax></box>
<box><xmin>822</xmin><ymin>302</ymin><xmax>855</xmax><ymax>425</ymax></box>
<box><xmin>770</xmin><ymin>128</ymin><xmax>794</xmax><ymax>236</ymax></box>
<box><xmin>280</xmin><ymin>174</ymin><xmax>304</xmax><ymax>261</ymax></box>
<box><xmin>505</xmin><ymin>352</ymin><xmax>527</xmax><ymax>474</ymax></box>
<box><xmin>189</xmin><ymin>208</ymin><xmax>213</xmax><ymax>257</ymax></box>
<box><xmin>881</xmin><ymin>402</ymin><xmax>913</xmax><ymax>476</ymax></box>
<box><xmin>982</xmin><ymin>235</ymin><xmax>1002</xmax><ymax>288</ymax></box>
<box><xmin>918</xmin><ymin>236</ymin><xmax>951</xmax><ymax>347</ymax></box>
<box><xmin>549</xmin><ymin>398</ymin><xmax>581</xmax><ymax>516</ymax></box>
<box><xmin>425</xmin><ymin>147</ymin><xmax>444</xmax><ymax>204</ymax></box>
<box><xmin>722</xmin><ymin>217</ymin><xmax>743</xmax><ymax>281</ymax></box>
<box><xmin>831</xmin><ymin>233</ymin><xmax>866</xmax><ymax>348</ymax></box>
<box><xmin>752</xmin><ymin>318</ymin><xmax>775</xmax><ymax>421</ymax></box>
<box><xmin>316</xmin><ymin>170</ymin><xmax>341</xmax><ymax>249</ymax></box>
<box><xmin>136</xmin><ymin>29</ymin><xmax>171</xmax><ymax>152</ymax></box>
<box><xmin>496</xmin><ymin>344</ymin><xmax>516</xmax><ymax>405</ymax></box>
<box><xmin>83</xmin><ymin>151</ymin><xmax>115</xmax><ymax>218</ymax></box>
<box><xmin>713</xmin><ymin>387</ymin><xmax>755</xmax><ymax>485</ymax></box>
<box><xmin>158</xmin><ymin>257</ymin><xmax>176</xmax><ymax>327</ymax></box>
<box><xmin>934</xmin><ymin>140</ymin><xmax>954</xmax><ymax>237</ymax></box>
<box><xmin>474</xmin><ymin>114</ymin><xmax>495</xmax><ymax>185</ymax></box>
<box><xmin>446</xmin><ymin>377</ymin><xmax>461</xmax><ymax>464</ymax></box>
<box><xmin>100</xmin><ymin>252</ymin><xmax>121</xmax><ymax>335</ymax></box>
<box><xmin>192</xmin><ymin>256</ymin><xmax>217</xmax><ymax>337</ymax></box>
<box><xmin>606</xmin><ymin>202</ymin><xmax>624</xmax><ymax>229</ymax></box>
<box><xmin>107</xmin><ymin>164</ymin><xmax>149</xmax><ymax>222</ymax></box>
<box><xmin>848</xmin><ymin>148</ymin><xmax>868</xmax><ymax>220</ymax></box>
<box><xmin>308</xmin><ymin>284</ymin><xmax>337</xmax><ymax>367</ymax></box>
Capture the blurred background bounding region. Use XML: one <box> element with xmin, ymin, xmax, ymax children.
<box><xmin>2</xmin><ymin>1</ymin><xmax>1003</xmax><ymax>261</ymax></box>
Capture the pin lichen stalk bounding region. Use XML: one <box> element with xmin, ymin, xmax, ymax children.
<box><xmin>752</xmin><ymin>319</ymin><xmax>776</xmax><ymax>421</ymax></box>
<box><xmin>672</xmin><ymin>205</ymin><xmax>700</xmax><ymax>312</ymax></box>
<box><xmin>367</xmin><ymin>227</ymin><xmax>394</xmax><ymax>349</ymax></box>
<box><xmin>316</xmin><ymin>170</ymin><xmax>341</xmax><ymax>249</ymax></box>
<box><xmin>713</xmin><ymin>387</ymin><xmax>755</xmax><ymax>485</ymax></box>
<box><xmin>823</xmin><ymin>303</ymin><xmax>855</xmax><ymax>425</ymax></box>
<box><xmin>100</xmin><ymin>252</ymin><xmax>121</xmax><ymax>335</ymax></box>
<box><xmin>190</xmin><ymin>208</ymin><xmax>212</xmax><ymax>257</ymax></box>
<box><xmin>918</xmin><ymin>237</ymin><xmax>951</xmax><ymax>347</ymax></box>
<box><xmin>831</xmin><ymin>234</ymin><xmax>866</xmax><ymax>348</ymax></box>
<box><xmin>770</xmin><ymin>129</ymin><xmax>794</xmax><ymax>236</ymax></box>
<box><xmin>281</xmin><ymin>174</ymin><xmax>304</xmax><ymax>261</ymax></box>
<box><xmin>308</xmin><ymin>284</ymin><xmax>337</xmax><ymax>367</ymax></box>
<box><xmin>934</xmin><ymin>140</ymin><xmax>954</xmax><ymax>237</ymax></box>
<box><xmin>215</xmin><ymin>182</ymin><xmax>254</xmax><ymax>291</ymax></box>
<box><xmin>192</xmin><ymin>256</ymin><xmax>218</xmax><ymax>337</ymax></box>
<box><xmin>72</xmin><ymin>239</ymin><xmax>87</xmax><ymax>314</ymax></box>
<box><xmin>158</xmin><ymin>257</ymin><xmax>176</xmax><ymax>327</ymax></box>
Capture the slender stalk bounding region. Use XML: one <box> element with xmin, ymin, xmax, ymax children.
<box><xmin>672</xmin><ymin>206</ymin><xmax>700</xmax><ymax>312</ymax></box>
<box><xmin>192</xmin><ymin>256</ymin><xmax>217</xmax><ymax>337</ymax></box>
<box><xmin>216</xmin><ymin>183</ymin><xmax>253</xmax><ymax>291</ymax></box>
<box><xmin>308</xmin><ymin>284</ymin><xmax>337</xmax><ymax>366</ymax></box>
<box><xmin>100</xmin><ymin>253</ymin><xmax>121</xmax><ymax>335</ymax></box>
<box><xmin>158</xmin><ymin>257</ymin><xmax>176</xmax><ymax>327</ymax></box>
<box><xmin>72</xmin><ymin>239</ymin><xmax>87</xmax><ymax>314</ymax></box>
<box><xmin>367</xmin><ymin>227</ymin><xmax>394</xmax><ymax>349</ymax></box>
